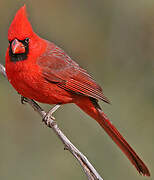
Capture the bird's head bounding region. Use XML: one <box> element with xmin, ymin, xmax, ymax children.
<box><xmin>8</xmin><ymin>5</ymin><xmax>45</xmax><ymax>62</ymax></box>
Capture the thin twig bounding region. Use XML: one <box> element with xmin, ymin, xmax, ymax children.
<box><xmin>0</xmin><ymin>64</ymin><xmax>6</xmax><ymax>77</ymax></box>
<box><xmin>0</xmin><ymin>63</ymin><xmax>103</xmax><ymax>180</ymax></box>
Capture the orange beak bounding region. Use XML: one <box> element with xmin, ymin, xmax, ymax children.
<box><xmin>11</xmin><ymin>39</ymin><xmax>25</xmax><ymax>54</ymax></box>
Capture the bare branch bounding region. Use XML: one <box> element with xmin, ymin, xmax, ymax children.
<box><xmin>0</xmin><ymin>64</ymin><xmax>6</xmax><ymax>77</ymax></box>
<box><xmin>0</xmin><ymin>63</ymin><xmax>103</xmax><ymax>180</ymax></box>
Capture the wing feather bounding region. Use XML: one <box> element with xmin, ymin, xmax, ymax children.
<box><xmin>37</xmin><ymin>41</ymin><xmax>110</xmax><ymax>103</ymax></box>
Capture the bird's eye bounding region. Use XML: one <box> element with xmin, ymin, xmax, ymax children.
<box><xmin>24</xmin><ymin>38</ymin><xmax>29</xmax><ymax>44</ymax></box>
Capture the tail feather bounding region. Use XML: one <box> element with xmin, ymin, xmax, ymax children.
<box><xmin>75</xmin><ymin>97</ymin><xmax>150</xmax><ymax>176</ymax></box>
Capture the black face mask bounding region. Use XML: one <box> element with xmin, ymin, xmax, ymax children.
<box><xmin>9</xmin><ymin>38</ymin><xmax>29</xmax><ymax>62</ymax></box>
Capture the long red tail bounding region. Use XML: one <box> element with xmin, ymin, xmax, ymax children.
<box><xmin>75</xmin><ymin>97</ymin><xmax>150</xmax><ymax>176</ymax></box>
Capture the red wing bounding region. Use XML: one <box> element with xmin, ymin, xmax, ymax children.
<box><xmin>37</xmin><ymin>41</ymin><xmax>110</xmax><ymax>103</ymax></box>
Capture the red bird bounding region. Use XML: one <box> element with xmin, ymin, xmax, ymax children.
<box><xmin>5</xmin><ymin>5</ymin><xmax>150</xmax><ymax>176</ymax></box>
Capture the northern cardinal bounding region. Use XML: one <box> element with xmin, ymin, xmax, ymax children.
<box><xmin>5</xmin><ymin>5</ymin><xmax>150</xmax><ymax>176</ymax></box>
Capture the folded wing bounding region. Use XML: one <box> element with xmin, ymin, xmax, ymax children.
<box><xmin>37</xmin><ymin>41</ymin><xmax>110</xmax><ymax>103</ymax></box>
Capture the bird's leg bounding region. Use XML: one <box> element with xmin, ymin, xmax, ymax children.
<box><xmin>43</xmin><ymin>104</ymin><xmax>61</xmax><ymax>127</ymax></box>
<box><xmin>21</xmin><ymin>96</ymin><xmax>28</xmax><ymax>104</ymax></box>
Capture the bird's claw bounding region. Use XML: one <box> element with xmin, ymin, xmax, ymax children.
<box><xmin>42</xmin><ymin>104</ymin><xmax>61</xmax><ymax>127</ymax></box>
<box><xmin>42</xmin><ymin>114</ymin><xmax>56</xmax><ymax>127</ymax></box>
<box><xmin>21</xmin><ymin>96</ymin><xmax>28</xmax><ymax>104</ymax></box>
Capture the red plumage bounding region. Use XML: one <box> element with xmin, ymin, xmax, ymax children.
<box><xmin>5</xmin><ymin>5</ymin><xmax>150</xmax><ymax>176</ymax></box>
<box><xmin>8</xmin><ymin>5</ymin><xmax>33</xmax><ymax>41</ymax></box>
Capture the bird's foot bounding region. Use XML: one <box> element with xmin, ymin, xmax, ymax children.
<box><xmin>21</xmin><ymin>96</ymin><xmax>28</xmax><ymax>104</ymax></box>
<box><xmin>42</xmin><ymin>104</ymin><xmax>61</xmax><ymax>127</ymax></box>
<box><xmin>43</xmin><ymin>113</ymin><xmax>56</xmax><ymax>127</ymax></box>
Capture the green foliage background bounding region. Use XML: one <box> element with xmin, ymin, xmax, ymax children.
<box><xmin>0</xmin><ymin>0</ymin><xmax>153</xmax><ymax>179</ymax></box>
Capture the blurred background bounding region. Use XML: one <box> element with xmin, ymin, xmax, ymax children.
<box><xmin>0</xmin><ymin>0</ymin><xmax>153</xmax><ymax>179</ymax></box>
